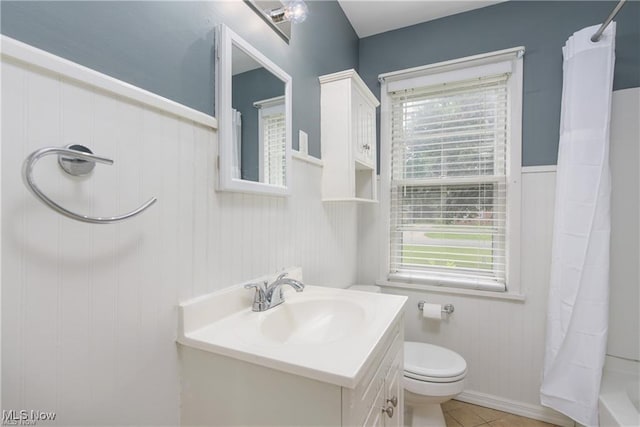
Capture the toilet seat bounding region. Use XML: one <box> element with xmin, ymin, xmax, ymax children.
<box><xmin>405</xmin><ymin>370</ymin><xmax>467</xmax><ymax>383</ymax></box>
<box><xmin>404</xmin><ymin>342</ymin><xmax>467</xmax><ymax>383</ymax></box>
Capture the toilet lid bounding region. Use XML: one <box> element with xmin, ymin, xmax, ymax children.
<box><xmin>404</xmin><ymin>342</ymin><xmax>467</xmax><ymax>380</ymax></box>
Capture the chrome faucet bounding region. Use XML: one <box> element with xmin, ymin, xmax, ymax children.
<box><xmin>244</xmin><ymin>272</ymin><xmax>305</xmax><ymax>312</ymax></box>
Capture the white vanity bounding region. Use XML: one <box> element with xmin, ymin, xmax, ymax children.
<box><xmin>177</xmin><ymin>269</ymin><xmax>407</xmax><ymax>426</ymax></box>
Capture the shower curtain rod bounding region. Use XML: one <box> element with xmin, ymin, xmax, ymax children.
<box><xmin>591</xmin><ymin>0</ymin><xmax>627</xmax><ymax>42</ymax></box>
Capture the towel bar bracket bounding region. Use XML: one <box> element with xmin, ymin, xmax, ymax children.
<box><xmin>58</xmin><ymin>144</ymin><xmax>101</xmax><ymax>176</ymax></box>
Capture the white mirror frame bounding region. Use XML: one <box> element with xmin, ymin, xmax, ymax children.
<box><xmin>215</xmin><ymin>24</ymin><xmax>292</xmax><ymax>196</ymax></box>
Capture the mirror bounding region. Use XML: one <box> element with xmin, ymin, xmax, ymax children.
<box><xmin>216</xmin><ymin>24</ymin><xmax>292</xmax><ymax>196</ymax></box>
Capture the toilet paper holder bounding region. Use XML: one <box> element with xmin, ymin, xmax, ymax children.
<box><xmin>418</xmin><ymin>300</ymin><xmax>455</xmax><ymax>315</ymax></box>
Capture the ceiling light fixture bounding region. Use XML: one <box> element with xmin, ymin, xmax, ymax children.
<box><xmin>269</xmin><ymin>0</ymin><xmax>309</xmax><ymax>24</ymax></box>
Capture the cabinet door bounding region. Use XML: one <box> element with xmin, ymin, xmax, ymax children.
<box><xmin>383</xmin><ymin>349</ymin><xmax>403</xmax><ymax>427</ymax></box>
<box><xmin>362</xmin><ymin>383</ymin><xmax>385</xmax><ymax>427</ymax></box>
<box><xmin>352</xmin><ymin>90</ymin><xmax>375</xmax><ymax>168</ymax></box>
<box><xmin>361</xmin><ymin>101</ymin><xmax>375</xmax><ymax>166</ymax></box>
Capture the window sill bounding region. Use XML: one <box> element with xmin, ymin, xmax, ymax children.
<box><xmin>376</xmin><ymin>279</ymin><xmax>526</xmax><ymax>302</ymax></box>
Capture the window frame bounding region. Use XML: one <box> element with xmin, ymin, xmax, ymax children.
<box><xmin>378</xmin><ymin>47</ymin><xmax>524</xmax><ymax>293</ymax></box>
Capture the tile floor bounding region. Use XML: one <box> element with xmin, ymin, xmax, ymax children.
<box><xmin>442</xmin><ymin>400</ymin><xmax>560</xmax><ymax>427</ymax></box>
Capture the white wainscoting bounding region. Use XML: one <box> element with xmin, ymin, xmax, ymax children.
<box><xmin>1</xmin><ymin>38</ymin><xmax>358</xmax><ymax>426</ymax></box>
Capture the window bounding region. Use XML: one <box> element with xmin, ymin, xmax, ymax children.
<box><xmin>255</xmin><ymin>96</ymin><xmax>286</xmax><ymax>186</ymax></box>
<box><xmin>380</xmin><ymin>48</ymin><xmax>523</xmax><ymax>292</ymax></box>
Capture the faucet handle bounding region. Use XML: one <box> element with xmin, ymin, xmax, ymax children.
<box><xmin>244</xmin><ymin>281</ymin><xmax>267</xmax><ymax>294</ymax></box>
<box><xmin>245</xmin><ymin>281</ymin><xmax>268</xmax><ymax>312</ymax></box>
<box><xmin>244</xmin><ymin>281</ymin><xmax>263</xmax><ymax>289</ymax></box>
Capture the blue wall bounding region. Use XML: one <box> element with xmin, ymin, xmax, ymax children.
<box><xmin>359</xmin><ymin>1</ymin><xmax>640</xmax><ymax>166</ymax></box>
<box><xmin>0</xmin><ymin>0</ymin><xmax>359</xmax><ymax>158</ymax></box>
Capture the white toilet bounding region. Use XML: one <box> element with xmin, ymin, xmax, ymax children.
<box><xmin>404</xmin><ymin>341</ymin><xmax>467</xmax><ymax>426</ymax></box>
<box><xmin>348</xmin><ymin>285</ymin><xmax>467</xmax><ymax>427</ymax></box>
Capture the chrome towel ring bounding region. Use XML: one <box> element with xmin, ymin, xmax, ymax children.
<box><xmin>22</xmin><ymin>145</ymin><xmax>157</xmax><ymax>224</ymax></box>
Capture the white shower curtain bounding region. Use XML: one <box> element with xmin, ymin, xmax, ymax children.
<box><xmin>540</xmin><ymin>23</ymin><xmax>616</xmax><ymax>426</ymax></box>
<box><xmin>232</xmin><ymin>109</ymin><xmax>242</xmax><ymax>179</ymax></box>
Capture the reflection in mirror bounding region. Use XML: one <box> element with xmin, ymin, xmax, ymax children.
<box><xmin>231</xmin><ymin>46</ymin><xmax>285</xmax><ymax>184</ymax></box>
<box><xmin>216</xmin><ymin>24</ymin><xmax>292</xmax><ymax>196</ymax></box>
<box><xmin>255</xmin><ymin>96</ymin><xmax>286</xmax><ymax>186</ymax></box>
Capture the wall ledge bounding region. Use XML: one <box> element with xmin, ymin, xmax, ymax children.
<box><xmin>522</xmin><ymin>165</ymin><xmax>557</xmax><ymax>174</ymax></box>
<box><xmin>292</xmin><ymin>151</ymin><xmax>323</xmax><ymax>167</ymax></box>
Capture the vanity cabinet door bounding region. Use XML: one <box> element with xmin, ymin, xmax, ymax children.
<box><xmin>362</xmin><ymin>385</ymin><xmax>385</xmax><ymax>427</ymax></box>
<box><xmin>382</xmin><ymin>349</ymin><xmax>403</xmax><ymax>427</ymax></box>
<box><xmin>340</xmin><ymin>316</ymin><xmax>403</xmax><ymax>427</ymax></box>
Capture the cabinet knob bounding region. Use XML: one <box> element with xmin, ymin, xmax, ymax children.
<box><xmin>382</xmin><ymin>405</ymin><xmax>394</xmax><ymax>418</ymax></box>
<box><xmin>387</xmin><ymin>396</ymin><xmax>398</xmax><ymax>408</ymax></box>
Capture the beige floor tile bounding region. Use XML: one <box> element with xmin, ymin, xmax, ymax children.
<box><xmin>488</xmin><ymin>414</ymin><xmax>557</xmax><ymax>427</ymax></box>
<box><xmin>444</xmin><ymin>412</ymin><xmax>465</xmax><ymax>427</ymax></box>
<box><xmin>467</xmin><ymin>404</ymin><xmax>510</xmax><ymax>422</ymax></box>
<box><xmin>447</xmin><ymin>407</ymin><xmax>487</xmax><ymax>427</ymax></box>
<box><xmin>489</xmin><ymin>414</ymin><xmax>528</xmax><ymax>427</ymax></box>
<box><xmin>442</xmin><ymin>399</ymin><xmax>467</xmax><ymax>412</ymax></box>
<box><xmin>511</xmin><ymin>415</ymin><xmax>557</xmax><ymax>427</ymax></box>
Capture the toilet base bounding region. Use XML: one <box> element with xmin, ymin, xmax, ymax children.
<box><xmin>405</xmin><ymin>403</ymin><xmax>446</xmax><ymax>427</ymax></box>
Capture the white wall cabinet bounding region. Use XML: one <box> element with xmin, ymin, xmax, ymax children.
<box><xmin>179</xmin><ymin>315</ymin><xmax>404</xmax><ymax>426</ymax></box>
<box><xmin>320</xmin><ymin>69</ymin><xmax>379</xmax><ymax>202</ymax></box>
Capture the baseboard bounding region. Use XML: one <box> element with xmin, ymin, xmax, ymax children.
<box><xmin>456</xmin><ymin>390</ymin><xmax>575</xmax><ymax>427</ymax></box>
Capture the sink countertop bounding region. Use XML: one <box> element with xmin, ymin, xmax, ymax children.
<box><xmin>177</xmin><ymin>271</ymin><xmax>407</xmax><ymax>389</ymax></box>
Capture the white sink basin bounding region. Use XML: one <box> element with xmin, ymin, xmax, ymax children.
<box><xmin>177</xmin><ymin>269</ymin><xmax>407</xmax><ymax>388</ymax></box>
<box><xmin>259</xmin><ymin>298</ymin><xmax>366</xmax><ymax>345</ymax></box>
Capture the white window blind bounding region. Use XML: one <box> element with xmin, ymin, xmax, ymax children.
<box><xmin>389</xmin><ymin>73</ymin><xmax>510</xmax><ymax>290</ymax></box>
<box><xmin>262</xmin><ymin>110</ymin><xmax>286</xmax><ymax>186</ymax></box>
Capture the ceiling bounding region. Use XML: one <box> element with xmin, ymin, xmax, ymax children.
<box><xmin>232</xmin><ymin>45</ymin><xmax>262</xmax><ymax>75</ymax></box>
<box><xmin>337</xmin><ymin>0</ymin><xmax>506</xmax><ymax>38</ymax></box>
